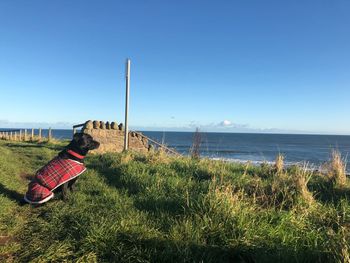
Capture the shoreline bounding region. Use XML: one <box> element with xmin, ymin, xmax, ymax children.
<box><xmin>210</xmin><ymin>157</ymin><xmax>350</xmax><ymax>176</ymax></box>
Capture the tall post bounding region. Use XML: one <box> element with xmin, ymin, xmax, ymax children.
<box><xmin>31</xmin><ymin>128</ymin><xmax>34</xmax><ymax>141</ymax></box>
<box><xmin>124</xmin><ymin>58</ymin><xmax>131</xmax><ymax>151</ymax></box>
<box><xmin>24</xmin><ymin>129</ymin><xmax>27</xmax><ymax>141</ymax></box>
<box><xmin>48</xmin><ymin>127</ymin><xmax>52</xmax><ymax>142</ymax></box>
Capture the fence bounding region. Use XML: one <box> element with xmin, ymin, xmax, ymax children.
<box><xmin>131</xmin><ymin>131</ymin><xmax>181</xmax><ymax>156</ymax></box>
<box><xmin>0</xmin><ymin>128</ymin><xmax>53</xmax><ymax>142</ymax></box>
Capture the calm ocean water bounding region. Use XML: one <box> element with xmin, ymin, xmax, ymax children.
<box><xmin>2</xmin><ymin>128</ymin><xmax>349</xmax><ymax>171</ymax></box>
<box><xmin>142</xmin><ymin>131</ymin><xmax>350</xmax><ymax>171</ymax></box>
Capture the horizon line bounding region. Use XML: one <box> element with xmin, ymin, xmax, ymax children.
<box><xmin>0</xmin><ymin>127</ymin><xmax>349</xmax><ymax>137</ymax></box>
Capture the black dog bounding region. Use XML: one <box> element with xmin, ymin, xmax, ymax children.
<box><xmin>56</xmin><ymin>132</ymin><xmax>100</xmax><ymax>199</ymax></box>
<box><xmin>24</xmin><ymin>133</ymin><xmax>100</xmax><ymax>204</ymax></box>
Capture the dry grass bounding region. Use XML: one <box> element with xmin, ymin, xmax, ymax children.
<box><xmin>146</xmin><ymin>148</ymin><xmax>172</xmax><ymax>164</ymax></box>
<box><xmin>243</xmin><ymin>161</ymin><xmax>251</xmax><ymax>177</ymax></box>
<box><xmin>190</xmin><ymin>128</ymin><xmax>201</xmax><ymax>159</ymax></box>
<box><xmin>272</xmin><ymin>164</ymin><xmax>314</xmax><ymax>208</ymax></box>
<box><xmin>294</xmin><ymin>164</ymin><xmax>314</xmax><ymax>205</ymax></box>
<box><xmin>328</xmin><ymin>226</ymin><xmax>350</xmax><ymax>262</ymax></box>
<box><xmin>274</xmin><ymin>153</ymin><xmax>284</xmax><ymax>174</ymax></box>
<box><xmin>327</xmin><ymin>150</ymin><xmax>347</xmax><ymax>187</ymax></box>
<box><xmin>339</xmin><ymin>227</ymin><xmax>350</xmax><ymax>263</ymax></box>
<box><xmin>120</xmin><ymin>151</ymin><xmax>135</xmax><ymax>164</ymax></box>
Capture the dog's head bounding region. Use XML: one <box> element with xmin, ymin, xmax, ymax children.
<box><xmin>67</xmin><ymin>133</ymin><xmax>100</xmax><ymax>156</ymax></box>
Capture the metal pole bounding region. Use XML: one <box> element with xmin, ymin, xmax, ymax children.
<box><xmin>124</xmin><ymin>58</ymin><xmax>130</xmax><ymax>151</ymax></box>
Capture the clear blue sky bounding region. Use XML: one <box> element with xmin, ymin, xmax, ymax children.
<box><xmin>0</xmin><ymin>0</ymin><xmax>349</xmax><ymax>134</ymax></box>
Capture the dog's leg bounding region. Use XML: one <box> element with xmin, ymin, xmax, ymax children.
<box><xmin>62</xmin><ymin>182</ymin><xmax>69</xmax><ymax>201</ymax></box>
<box><xmin>68</xmin><ymin>178</ymin><xmax>78</xmax><ymax>192</ymax></box>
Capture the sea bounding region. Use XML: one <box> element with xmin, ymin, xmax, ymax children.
<box><xmin>1</xmin><ymin>128</ymin><xmax>349</xmax><ymax>172</ymax></box>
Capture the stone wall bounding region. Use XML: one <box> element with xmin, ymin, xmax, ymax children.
<box><xmin>81</xmin><ymin>120</ymin><xmax>149</xmax><ymax>154</ymax></box>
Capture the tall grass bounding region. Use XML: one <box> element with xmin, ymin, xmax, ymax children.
<box><xmin>190</xmin><ymin>128</ymin><xmax>202</xmax><ymax>159</ymax></box>
<box><xmin>271</xmin><ymin>164</ymin><xmax>314</xmax><ymax>209</ymax></box>
<box><xmin>327</xmin><ymin>150</ymin><xmax>347</xmax><ymax>187</ymax></box>
<box><xmin>275</xmin><ymin>153</ymin><xmax>284</xmax><ymax>174</ymax></box>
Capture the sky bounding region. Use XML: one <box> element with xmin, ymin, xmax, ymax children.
<box><xmin>0</xmin><ymin>0</ymin><xmax>349</xmax><ymax>134</ymax></box>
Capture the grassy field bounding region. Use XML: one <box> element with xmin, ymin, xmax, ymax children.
<box><xmin>0</xmin><ymin>140</ymin><xmax>349</xmax><ymax>262</ymax></box>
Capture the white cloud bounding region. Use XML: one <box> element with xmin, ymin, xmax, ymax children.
<box><xmin>219</xmin><ymin>120</ymin><xmax>233</xmax><ymax>127</ymax></box>
<box><xmin>180</xmin><ymin>120</ymin><xmax>249</xmax><ymax>131</ymax></box>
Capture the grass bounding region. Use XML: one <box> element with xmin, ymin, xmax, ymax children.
<box><xmin>327</xmin><ymin>150</ymin><xmax>348</xmax><ymax>187</ymax></box>
<box><xmin>0</xmin><ymin>140</ymin><xmax>350</xmax><ymax>262</ymax></box>
<box><xmin>274</xmin><ymin>153</ymin><xmax>284</xmax><ymax>175</ymax></box>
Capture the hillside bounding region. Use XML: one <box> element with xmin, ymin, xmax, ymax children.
<box><xmin>0</xmin><ymin>140</ymin><xmax>349</xmax><ymax>262</ymax></box>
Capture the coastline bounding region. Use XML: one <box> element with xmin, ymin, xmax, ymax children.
<box><xmin>1</xmin><ymin>139</ymin><xmax>349</xmax><ymax>261</ymax></box>
<box><xmin>1</xmin><ymin>128</ymin><xmax>349</xmax><ymax>173</ymax></box>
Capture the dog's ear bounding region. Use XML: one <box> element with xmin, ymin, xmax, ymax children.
<box><xmin>73</xmin><ymin>133</ymin><xmax>83</xmax><ymax>141</ymax></box>
<box><xmin>71</xmin><ymin>133</ymin><xmax>98</xmax><ymax>151</ymax></box>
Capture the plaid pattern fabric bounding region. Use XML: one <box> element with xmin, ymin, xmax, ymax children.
<box><xmin>24</xmin><ymin>157</ymin><xmax>86</xmax><ymax>204</ymax></box>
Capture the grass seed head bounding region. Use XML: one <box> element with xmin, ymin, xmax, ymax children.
<box><xmin>275</xmin><ymin>154</ymin><xmax>284</xmax><ymax>174</ymax></box>
<box><xmin>327</xmin><ymin>150</ymin><xmax>347</xmax><ymax>187</ymax></box>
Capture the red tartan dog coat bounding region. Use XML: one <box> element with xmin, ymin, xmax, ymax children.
<box><xmin>24</xmin><ymin>154</ymin><xmax>86</xmax><ymax>204</ymax></box>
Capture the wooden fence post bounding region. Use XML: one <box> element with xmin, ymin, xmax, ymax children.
<box><xmin>38</xmin><ymin>128</ymin><xmax>42</xmax><ymax>141</ymax></box>
<box><xmin>31</xmin><ymin>128</ymin><xmax>34</xmax><ymax>141</ymax></box>
<box><xmin>48</xmin><ymin>127</ymin><xmax>52</xmax><ymax>142</ymax></box>
<box><xmin>24</xmin><ymin>129</ymin><xmax>27</xmax><ymax>141</ymax></box>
